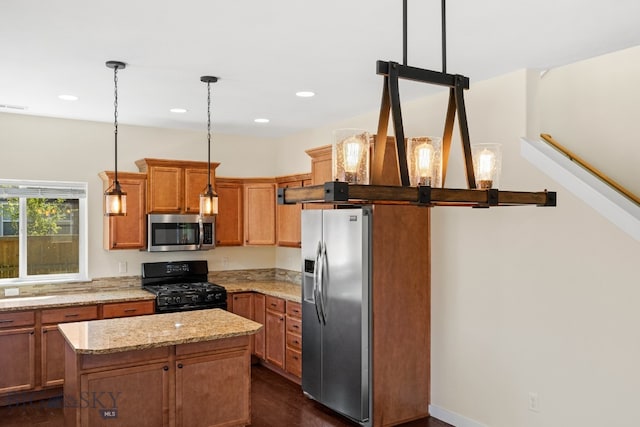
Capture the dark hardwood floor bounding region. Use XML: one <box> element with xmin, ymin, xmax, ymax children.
<box><xmin>0</xmin><ymin>365</ymin><xmax>452</xmax><ymax>427</ymax></box>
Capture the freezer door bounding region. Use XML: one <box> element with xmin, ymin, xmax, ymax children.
<box><xmin>321</xmin><ymin>208</ymin><xmax>370</xmax><ymax>423</ymax></box>
<box><xmin>301</xmin><ymin>210</ymin><xmax>323</xmax><ymax>400</ymax></box>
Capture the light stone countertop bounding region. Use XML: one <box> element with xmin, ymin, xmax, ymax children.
<box><xmin>58</xmin><ymin>308</ymin><xmax>262</xmax><ymax>355</ymax></box>
<box><xmin>217</xmin><ymin>281</ymin><xmax>301</xmax><ymax>303</ymax></box>
<box><xmin>0</xmin><ymin>289</ymin><xmax>156</xmax><ymax>312</ymax></box>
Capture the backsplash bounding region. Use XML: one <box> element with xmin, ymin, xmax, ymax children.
<box><xmin>1</xmin><ymin>268</ymin><xmax>301</xmax><ymax>298</ymax></box>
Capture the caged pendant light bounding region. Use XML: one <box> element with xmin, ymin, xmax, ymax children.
<box><xmin>104</xmin><ymin>60</ymin><xmax>127</xmax><ymax>216</ymax></box>
<box><xmin>199</xmin><ymin>76</ymin><xmax>219</xmax><ymax>216</ymax></box>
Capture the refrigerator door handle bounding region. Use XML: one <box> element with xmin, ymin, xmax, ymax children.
<box><xmin>318</xmin><ymin>241</ymin><xmax>328</xmax><ymax>324</ymax></box>
<box><xmin>313</xmin><ymin>241</ymin><xmax>323</xmax><ymax>323</ymax></box>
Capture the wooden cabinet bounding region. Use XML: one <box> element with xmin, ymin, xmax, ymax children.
<box><xmin>265</xmin><ymin>296</ymin><xmax>286</xmax><ymax>370</ymax></box>
<box><xmin>229</xmin><ymin>292</ymin><xmax>254</xmax><ymax>354</ymax></box>
<box><xmin>0</xmin><ymin>311</ymin><xmax>35</xmax><ymax>394</ymax></box>
<box><xmin>135</xmin><ymin>158</ymin><xmax>219</xmax><ymax>214</ymax></box>
<box><xmin>276</xmin><ymin>174</ymin><xmax>310</xmax><ymax>248</ymax></box>
<box><xmin>215</xmin><ymin>178</ymin><xmax>244</xmax><ymax>246</ymax></box>
<box><xmin>64</xmin><ymin>336</ymin><xmax>250</xmax><ymax>427</ymax></box>
<box><xmin>99</xmin><ymin>171</ymin><xmax>147</xmax><ymax>250</ymax></box>
<box><xmin>253</xmin><ymin>294</ymin><xmax>265</xmax><ymax>359</ymax></box>
<box><xmin>102</xmin><ymin>300</ymin><xmax>155</xmax><ymax>319</ymax></box>
<box><xmin>285</xmin><ymin>301</ymin><xmax>302</xmax><ymax>378</ymax></box>
<box><xmin>41</xmin><ymin>305</ymin><xmax>98</xmax><ymax>389</ymax></box>
<box><xmin>305</xmin><ymin>145</ymin><xmax>333</xmax><ymax>210</ymax></box>
<box><xmin>244</xmin><ymin>181</ymin><xmax>277</xmax><ymax>245</ymax></box>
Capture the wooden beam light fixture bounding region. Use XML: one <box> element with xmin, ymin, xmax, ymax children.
<box><xmin>278</xmin><ymin>0</ymin><xmax>556</xmax><ymax>208</ymax></box>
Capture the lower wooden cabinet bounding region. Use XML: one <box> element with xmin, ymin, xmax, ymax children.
<box><xmin>41</xmin><ymin>325</ymin><xmax>66</xmax><ymax>388</ymax></box>
<box><xmin>253</xmin><ymin>294</ymin><xmax>266</xmax><ymax>359</ymax></box>
<box><xmin>229</xmin><ymin>293</ymin><xmax>254</xmax><ymax>354</ymax></box>
<box><xmin>285</xmin><ymin>301</ymin><xmax>302</xmax><ymax>378</ymax></box>
<box><xmin>265</xmin><ymin>296</ymin><xmax>286</xmax><ymax>370</ymax></box>
<box><xmin>0</xmin><ymin>320</ymin><xmax>35</xmax><ymax>394</ymax></box>
<box><xmin>102</xmin><ymin>300</ymin><xmax>155</xmax><ymax>319</ymax></box>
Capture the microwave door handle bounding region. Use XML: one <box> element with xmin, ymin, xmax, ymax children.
<box><xmin>313</xmin><ymin>241</ymin><xmax>322</xmax><ymax>323</ymax></box>
<box><xmin>198</xmin><ymin>217</ymin><xmax>204</xmax><ymax>250</ymax></box>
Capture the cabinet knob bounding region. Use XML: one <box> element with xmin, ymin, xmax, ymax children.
<box><xmin>163</xmin><ymin>366</ymin><xmax>169</xmax><ymax>371</ymax></box>
<box><xmin>178</xmin><ymin>363</ymin><xmax>183</xmax><ymax>369</ymax></box>
<box><xmin>30</xmin><ymin>331</ymin><xmax>34</xmax><ymax>335</ymax></box>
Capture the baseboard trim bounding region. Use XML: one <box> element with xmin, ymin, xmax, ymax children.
<box><xmin>429</xmin><ymin>404</ymin><xmax>488</xmax><ymax>427</ymax></box>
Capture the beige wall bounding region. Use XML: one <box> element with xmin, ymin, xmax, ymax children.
<box><xmin>2</xmin><ymin>45</ymin><xmax>639</xmax><ymax>426</ymax></box>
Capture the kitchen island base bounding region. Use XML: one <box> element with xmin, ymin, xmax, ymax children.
<box><xmin>64</xmin><ymin>335</ymin><xmax>252</xmax><ymax>427</ymax></box>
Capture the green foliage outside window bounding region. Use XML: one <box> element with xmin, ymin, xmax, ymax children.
<box><xmin>4</xmin><ymin>198</ymin><xmax>67</xmax><ymax>236</ymax></box>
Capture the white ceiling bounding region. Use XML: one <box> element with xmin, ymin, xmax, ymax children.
<box><xmin>1</xmin><ymin>0</ymin><xmax>639</xmax><ymax>139</ymax></box>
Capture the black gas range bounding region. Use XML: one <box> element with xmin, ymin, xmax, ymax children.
<box><xmin>141</xmin><ymin>260</ymin><xmax>227</xmax><ymax>313</ymax></box>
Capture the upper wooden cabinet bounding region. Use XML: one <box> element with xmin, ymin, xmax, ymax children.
<box><xmin>99</xmin><ymin>171</ymin><xmax>147</xmax><ymax>250</ymax></box>
<box><xmin>276</xmin><ymin>173</ymin><xmax>311</xmax><ymax>248</ymax></box>
<box><xmin>135</xmin><ymin>158</ymin><xmax>219</xmax><ymax>214</ymax></box>
<box><xmin>305</xmin><ymin>145</ymin><xmax>333</xmax><ymax>210</ymax></box>
<box><xmin>215</xmin><ymin>178</ymin><xmax>244</xmax><ymax>246</ymax></box>
<box><xmin>244</xmin><ymin>180</ymin><xmax>277</xmax><ymax>246</ymax></box>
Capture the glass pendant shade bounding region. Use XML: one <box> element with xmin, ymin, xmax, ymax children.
<box><xmin>104</xmin><ymin>181</ymin><xmax>127</xmax><ymax>216</ymax></box>
<box><xmin>407</xmin><ymin>136</ymin><xmax>443</xmax><ymax>187</ymax></box>
<box><xmin>472</xmin><ymin>143</ymin><xmax>502</xmax><ymax>189</ymax></box>
<box><xmin>199</xmin><ymin>184</ymin><xmax>218</xmax><ymax>216</ymax></box>
<box><xmin>332</xmin><ymin>129</ymin><xmax>371</xmax><ymax>184</ymax></box>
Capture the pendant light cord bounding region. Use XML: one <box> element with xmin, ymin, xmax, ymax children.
<box><xmin>442</xmin><ymin>0</ymin><xmax>447</xmax><ymax>73</ymax></box>
<box><xmin>207</xmin><ymin>80</ymin><xmax>212</xmax><ymax>189</ymax></box>
<box><xmin>113</xmin><ymin>65</ymin><xmax>119</xmax><ymax>185</ymax></box>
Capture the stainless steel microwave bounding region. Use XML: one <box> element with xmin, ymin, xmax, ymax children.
<box><xmin>147</xmin><ymin>214</ymin><xmax>215</xmax><ymax>252</ymax></box>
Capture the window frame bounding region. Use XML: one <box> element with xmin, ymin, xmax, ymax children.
<box><xmin>0</xmin><ymin>179</ymin><xmax>88</xmax><ymax>285</ymax></box>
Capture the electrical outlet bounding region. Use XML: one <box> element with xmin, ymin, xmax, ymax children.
<box><xmin>4</xmin><ymin>288</ymin><xmax>19</xmax><ymax>297</ymax></box>
<box><xmin>528</xmin><ymin>392</ymin><xmax>540</xmax><ymax>412</ymax></box>
<box><xmin>118</xmin><ymin>261</ymin><xmax>127</xmax><ymax>274</ymax></box>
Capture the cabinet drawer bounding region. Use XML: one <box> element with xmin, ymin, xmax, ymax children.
<box><xmin>286</xmin><ymin>301</ymin><xmax>301</xmax><ymax>318</ymax></box>
<box><xmin>0</xmin><ymin>311</ymin><xmax>35</xmax><ymax>328</ymax></box>
<box><xmin>42</xmin><ymin>305</ymin><xmax>98</xmax><ymax>324</ymax></box>
<box><xmin>265</xmin><ymin>296</ymin><xmax>285</xmax><ymax>313</ymax></box>
<box><xmin>286</xmin><ymin>317</ymin><xmax>301</xmax><ymax>335</ymax></box>
<box><xmin>285</xmin><ymin>348</ymin><xmax>301</xmax><ymax>378</ymax></box>
<box><xmin>286</xmin><ymin>332</ymin><xmax>301</xmax><ymax>351</ymax></box>
<box><xmin>102</xmin><ymin>300</ymin><xmax>155</xmax><ymax>319</ymax></box>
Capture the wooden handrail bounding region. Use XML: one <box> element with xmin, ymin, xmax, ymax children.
<box><xmin>540</xmin><ymin>133</ymin><xmax>640</xmax><ymax>206</ymax></box>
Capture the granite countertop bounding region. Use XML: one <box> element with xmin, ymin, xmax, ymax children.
<box><xmin>0</xmin><ymin>289</ymin><xmax>155</xmax><ymax>312</ymax></box>
<box><xmin>218</xmin><ymin>281</ymin><xmax>301</xmax><ymax>303</ymax></box>
<box><xmin>58</xmin><ymin>308</ymin><xmax>262</xmax><ymax>355</ymax></box>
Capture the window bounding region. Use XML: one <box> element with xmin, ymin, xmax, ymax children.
<box><xmin>0</xmin><ymin>179</ymin><xmax>88</xmax><ymax>283</ymax></box>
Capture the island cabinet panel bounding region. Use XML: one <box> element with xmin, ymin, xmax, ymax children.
<box><xmin>265</xmin><ymin>296</ymin><xmax>286</xmax><ymax>369</ymax></box>
<box><xmin>80</xmin><ymin>362</ymin><xmax>170</xmax><ymax>427</ymax></box>
<box><xmin>99</xmin><ymin>171</ymin><xmax>147</xmax><ymax>250</ymax></box>
<box><xmin>0</xmin><ymin>326</ymin><xmax>35</xmax><ymax>394</ymax></box>
<box><xmin>176</xmin><ymin>349</ymin><xmax>250</xmax><ymax>427</ymax></box>
<box><xmin>253</xmin><ymin>294</ymin><xmax>266</xmax><ymax>359</ymax></box>
<box><xmin>215</xmin><ymin>180</ymin><xmax>244</xmax><ymax>246</ymax></box>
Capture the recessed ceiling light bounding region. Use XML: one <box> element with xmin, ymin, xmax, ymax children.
<box><xmin>254</xmin><ymin>118</ymin><xmax>270</xmax><ymax>123</ymax></box>
<box><xmin>296</xmin><ymin>91</ymin><xmax>315</xmax><ymax>98</ymax></box>
<box><xmin>170</xmin><ymin>108</ymin><xmax>188</xmax><ymax>113</ymax></box>
<box><xmin>58</xmin><ymin>94</ymin><xmax>78</xmax><ymax>101</ymax></box>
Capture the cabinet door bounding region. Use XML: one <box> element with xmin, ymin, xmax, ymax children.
<box><xmin>277</xmin><ymin>180</ymin><xmax>303</xmax><ymax>247</ymax></box>
<box><xmin>215</xmin><ymin>182</ymin><xmax>244</xmax><ymax>246</ymax></box>
<box><xmin>0</xmin><ymin>327</ymin><xmax>35</xmax><ymax>393</ymax></box>
<box><xmin>265</xmin><ymin>309</ymin><xmax>285</xmax><ymax>369</ymax></box>
<box><xmin>100</xmin><ymin>172</ymin><xmax>147</xmax><ymax>250</ymax></box>
<box><xmin>41</xmin><ymin>325</ymin><xmax>65</xmax><ymax>388</ymax></box>
<box><xmin>306</xmin><ymin>145</ymin><xmax>333</xmax><ymax>210</ymax></box>
<box><xmin>176</xmin><ymin>350</ymin><xmax>250</xmax><ymax>427</ymax></box>
<box><xmin>147</xmin><ymin>166</ymin><xmax>183</xmax><ymax>213</ymax></box>
<box><xmin>81</xmin><ymin>362</ymin><xmax>170</xmax><ymax>427</ymax></box>
<box><xmin>184</xmin><ymin>168</ymin><xmax>209</xmax><ymax>214</ymax></box>
<box><xmin>230</xmin><ymin>293</ymin><xmax>254</xmax><ymax>354</ymax></box>
<box><xmin>253</xmin><ymin>294</ymin><xmax>265</xmax><ymax>359</ymax></box>
<box><xmin>244</xmin><ymin>183</ymin><xmax>276</xmax><ymax>245</ymax></box>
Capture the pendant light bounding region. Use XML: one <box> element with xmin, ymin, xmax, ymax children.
<box><xmin>104</xmin><ymin>60</ymin><xmax>127</xmax><ymax>216</ymax></box>
<box><xmin>199</xmin><ymin>76</ymin><xmax>218</xmax><ymax>216</ymax></box>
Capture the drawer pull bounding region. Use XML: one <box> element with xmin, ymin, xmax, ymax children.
<box><xmin>270</xmin><ymin>303</ymin><xmax>277</xmax><ymax>307</ymax></box>
<box><xmin>64</xmin><ymin>314</ymin><xmax>80</xmax><ymax>318</ymax></box>
<box><xmin>0</xmin><ymin>319</ymin><xmax>14</xmax><ymax>324</ymax></box>
<box><xmin>292</xmin><ymin>325</ymin><xmax>299</xmax><ymax>329</ymax></box>
<box><xmin>293</xmin><ymin>340</ymin><xmax>299</xmax><ymax>345</ymax></box>
<box><xmin>293</xmin><ymin>355</ymin><xmax>299</xmax><ymax>360</ymax></box>
<box><xmin>124</xmin><ymin>309</ymin><xmax>137</xmax><ymax>313</ymax></box>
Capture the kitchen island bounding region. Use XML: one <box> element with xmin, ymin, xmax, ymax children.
<box><xmin>59</xmin><ymin>308</ymin><xmax>262</xmax><ymax>427</ymax></box>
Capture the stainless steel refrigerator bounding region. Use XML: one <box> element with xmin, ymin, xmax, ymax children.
<box><xmin>301</xmin><ymin>207</ymin><xmax>372</xmax><ymax>426</ymax></box>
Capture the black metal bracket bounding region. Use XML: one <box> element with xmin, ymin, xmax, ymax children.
<box><xmin>542</xmin><ymin>191</ymin><xmax>557</xmax><ymax>207</ymax></box>
<box><xmin>418</xmin><ymin>186</ymin><xmax>432</xmax><ymax>204</ymax></box>
<box><xmin>488</xmin><ymin>189</ymin><xmax>499</xmax><ymax>206</ymax></box>
<box><xmin>324</xmin><ymin>181</ymin><xmax>349</xmax><ymax>202</ymax></box>
<box><xmin>276</xmin><ymin>187</ymin><xmax>289</xmax><ymax>205</ymax></box>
